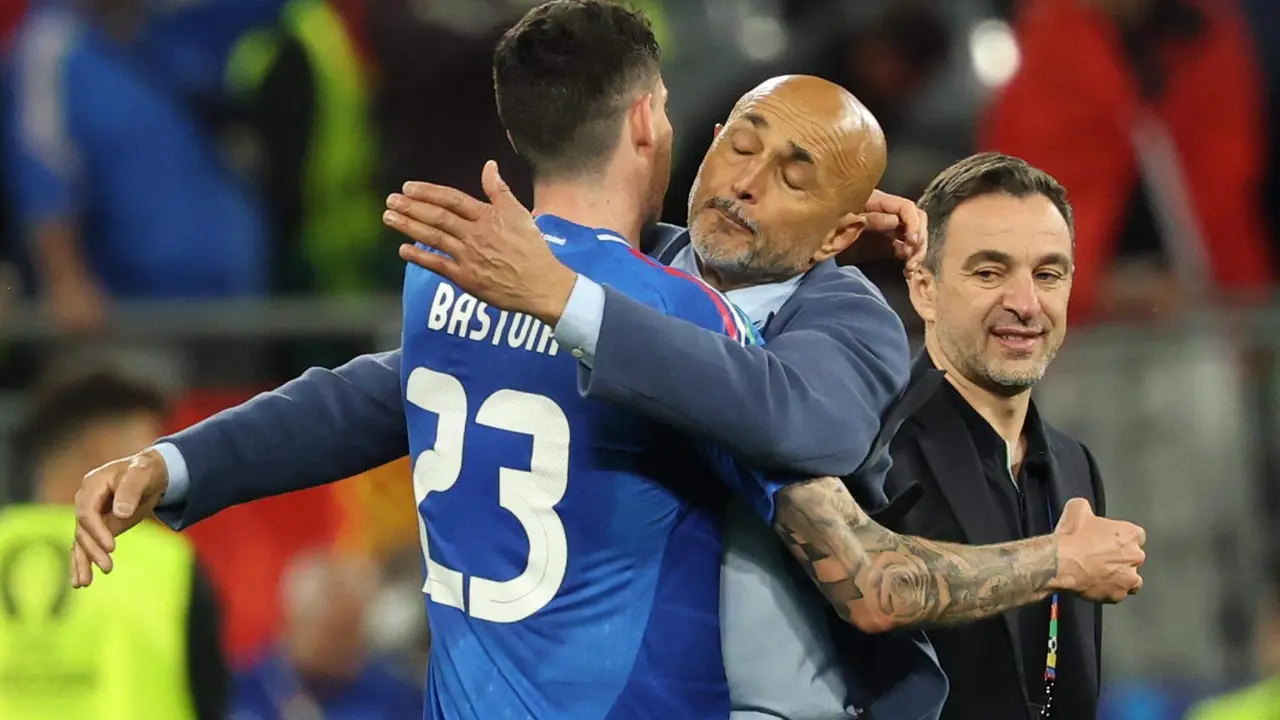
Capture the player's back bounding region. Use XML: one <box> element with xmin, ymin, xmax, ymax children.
<box><xmin>401</xmin><ymin>215</ymin><xmax>742</xmax><ymax>720</ymax></box>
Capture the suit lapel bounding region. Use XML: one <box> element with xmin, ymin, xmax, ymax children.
<box><xmin>647</xmin><ymin>226</ymin><xmax>690</xmax><ymax>265</ymax></box>
<box><xmin>910</xmin><ymin>353</ymin><xmax>1032</xmax><ymax>706</ymax></box>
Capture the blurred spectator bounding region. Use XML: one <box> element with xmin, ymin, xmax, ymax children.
<box><xmin>232</xmin><ymin>551</ymin><xmax>422</xmax><ymax>720</ymax></box>
<box><xmin>2</xmin><ymin>0</ymin><xmax>267</xmax><ymax>333</ymax></box>
<box><xmin>820</xmin><ymin>1</ymin><xmax>952</xmax><ymax>172</ymax></box>
<box><xmin>365</xmin><ymin>0</ymin><xmax>533</xmax><ymax>206</ymax></box>
<box><xmin>0</xmin><ymin>367</ymin><xmax>227</xmax><ymax>719</ymax></box>
<box><xmin>982</xmin><ymin>0</ymin><xmax>1272</xmax><ymax>321</ymax></box>
<box><xmin>222</xmin><ymin>0</ymin><xmax>385</xmax><ymax>295</ymax></box>
<box><xmin>825</xmin><ymin>1</ymin><xmax>956</xmax><ymax>322</ymax></box>
<box><xmin>138</xmin><ymin>0</ymin><xmax>291</xmax><ymax>106</ymax></box>
<box><xmin>1184</xmin><ymin>562</ymin><xmax>1280</xmax><ymax>718</ymax></box>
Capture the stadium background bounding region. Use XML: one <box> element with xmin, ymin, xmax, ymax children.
<box><xmin>1</xmin><ymin>0</ymin><xmax>1277</xmax><ymax>717</ymax></box>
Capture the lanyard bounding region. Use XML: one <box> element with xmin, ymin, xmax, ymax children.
<box><xmin>1008</xmin><ymin>443</ymin><xmax>1059</xmax><ymax>719</ymax></box>
<box><xmin>1040</xmin><ymin>495</ymin><xmax>1059</xmax><ymax>719</ymax></box>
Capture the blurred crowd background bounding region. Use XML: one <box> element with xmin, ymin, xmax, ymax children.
<box><xmin>0</xmin><ymin>0</ymin><xmax>1278</xmax><ymax>717</ymax></box>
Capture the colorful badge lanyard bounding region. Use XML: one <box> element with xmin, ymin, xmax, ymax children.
<box><xmin>1010</xmin><ymin>444</ymin><xmax>1058</xmax><ymax>719</ymax></box>
<box><xmin>1040</xmin><ymin>494</ymin><xmax>1060</xmax><ymax>719</ymax></box>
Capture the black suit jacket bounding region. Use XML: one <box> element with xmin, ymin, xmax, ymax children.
<box><xmin>883</xmin><ymin>354</ymin><xmax>1107</xmax><ymax>720</ymax></box>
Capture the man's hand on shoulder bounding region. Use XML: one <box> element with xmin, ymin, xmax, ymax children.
<box><xmin>386</xmin><ymin>160</ymin><xmax>578</xmax><ymax>326</ymax></box>
<box><xmin>1050</xmin><ymin>497</ymin><xmax>1146</xmax><ymax>602</ymax></box>
<box><xmin>71</xmin><ymin>449</ymin><xmax>170</xmax><ymax>588</ymax></box>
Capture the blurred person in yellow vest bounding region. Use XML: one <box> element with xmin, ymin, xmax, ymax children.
<box><xmin>1186</xmin><ymin>565</ymin><xmax>1280</xmax><ymax>719</ymax></box>
<box><xmin>225</xmin><ymin>0</ymin><xmax>386</xmax><ymax>295</ymax></box>
<box><xmin>0</xmin><ymin>368</ymin><xmax>227</xmax><ymax>719</ymax></box>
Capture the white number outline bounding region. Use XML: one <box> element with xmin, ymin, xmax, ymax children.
<box><xmin>407</xmin><ymin>367</ymin><xmax>571</xmax><ymax>623</ymax></box>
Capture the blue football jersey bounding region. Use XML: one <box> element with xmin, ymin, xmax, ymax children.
<box><xmin>400</xmin><ymin>215</ymin><xmax>768</xmax><ymax>720</ymax></box>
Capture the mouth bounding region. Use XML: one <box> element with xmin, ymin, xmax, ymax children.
<box><xmin>989</xmin><ymin>327</ymin><xmax>1045</xmax><ymax>353</ymax></box>
<box><xmin>712</xmin><ymin>206</ymin><xmax>754</xmax><ymax>234</ymax></box>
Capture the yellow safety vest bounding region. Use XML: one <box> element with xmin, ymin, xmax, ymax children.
<box><xmin>0</xmin><ymin>506</ymin><xmax>195</xmax><ymax>720</ymax></box>
<box><xmin>227</xmin><ymin>0</ymin><xmax>383</xmax><ymax>294</ymax></box>
<box><xmin>1186</xmin><ymin>677</ymin><xmax>1280</xmax><ymax>720</ymax></box>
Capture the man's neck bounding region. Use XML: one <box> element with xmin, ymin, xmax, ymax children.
<box><xmin>695</xmin><ymin>259</ymin><xmax>740</xmax><ymax>293</ymax></box>
<box><xmin>692</xmin><ymin>252</ymin><xmax>804</xmax><ymax>293</ymax></box>
<box><xmin>532</xmin><ymin>180</ymin><xmax>646</xmax><ymax>249</ymax></box>
<box><xmin>924</xmin><ymin>333</ymin><xmax>1031</xmax><ymax>447</ymax></box>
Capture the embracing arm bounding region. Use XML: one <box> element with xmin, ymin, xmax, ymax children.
<box><xmin>156</xmin><ymin>350</ymin><xmax>408</xmax><ymax>529</ymax></box>
<box><xmin>572</xmin><ymin>272</ymin><xmax>908</xmax><ymax>477</ymax></box>
<box><xmin>775</xmin><ymin>476</ymin><xmax>1060</xmax><ymax>633</ymax></box>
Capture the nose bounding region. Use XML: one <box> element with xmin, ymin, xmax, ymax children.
<box><xmin>1002</xmin><ymin>272</ymin><xmax>1042</xmax><ymax>321</ymax></box>
<box><xmin>729</xmin><ymin>160</ymin><xmax>769</xmax><ymax>204</ymax></box>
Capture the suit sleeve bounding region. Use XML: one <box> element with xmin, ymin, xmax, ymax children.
<box><xmin>581</xmin><ymin>275</ymin><xmax>909</xmax><ymax>477</ymax></box>
<box><xmin>155</xmin><ymin>350</ymin><xmax>407</xmax><ymax>530</ymax></box>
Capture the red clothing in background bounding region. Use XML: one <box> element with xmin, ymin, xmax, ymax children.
<box><xmin>169</xmin><ymin>389</ymin><xmax>340</xmax><ymax>668</ymax></box>
<box><xmin>0</xmin><ymin>0</ymin><xmax>26</xmax><ymax>53</ymax></box>
<box><xmin>982</xmin><ymin>0</ymin><xmax>1271</xmax><ymax>319</ymax></box>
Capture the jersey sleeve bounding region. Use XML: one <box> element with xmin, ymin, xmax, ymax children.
<box><xmin>620</xmin><ymin>251</ymin><xmax>761</xmax><ymax>346</ymax></box>
<box><xmin>696</xmin><ymin>444</ymin><xmax>804</xmax><ymax>525</ymax></box>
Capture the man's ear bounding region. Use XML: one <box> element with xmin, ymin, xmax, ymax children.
<box><xmin>627</xmin><ymin>93</ymin><xmax>656</xmax><ymax>154</ymax></box>
<box><xmin>813</xmin><ymin>212</ymin><xmax>867</xmax><ymax>264</ymax></box>
<box><xmin>712</xmin><ymin>123</ymin><xmax>724</xmax><ymax>140</ymax></box>
<box><xmin>907</xmin><ymin>265</ymin><xmax>937</xmax><ymax>324</ymax></box>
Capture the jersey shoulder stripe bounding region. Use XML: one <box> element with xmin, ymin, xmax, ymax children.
<box><xmin>624</xmin><ymin>246</ymin><xmax>755</xmax><ymax>345</ymax></box>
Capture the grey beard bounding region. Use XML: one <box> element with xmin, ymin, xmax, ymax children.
<box><xmin>699</xmin><ymin>255</ymin><xmax>800</xmax><ymax>287</ymax></box>
<box><xmin>691</xmin><ymin>236</ymin><xmax>802</xmax><ymax>288</ymax></box>
<box><xmin>982</xmin><ymin>369</ymin><xmax>1040</xmax><ymax>397</ymax></box>
<box><xmin>971</xmin><ymin>347</ymin><xmax>1057</xmax><ymax>397</ymax></box>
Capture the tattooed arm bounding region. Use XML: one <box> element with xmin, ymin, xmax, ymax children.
<box><xmin>773</xmin><ymin>475</ymin><xmax>1061</xmax><ymax>633</ymax></box>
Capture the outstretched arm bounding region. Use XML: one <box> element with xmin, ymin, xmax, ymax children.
<box><xmin>157</xmin><ymin>350</ymin><xmax>408</xmax><ymax>529</ymax></box>
<box><xmin>774</xmin><ymin>476</ymin><xmax>1144</xmax><ymax>634</ymax></box>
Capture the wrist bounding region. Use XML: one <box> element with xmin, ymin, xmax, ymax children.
<box><xmin>532</xmin><ymin>264</ymin><xmax>578</xmax><ymax>326</ymax></box>
<box><xmin>1047</xmin><ymin>534</ymin><xmax>1076</xmax><ymax>593</ymax></box>
<box><xmin>142</xmin><ymin>448</ymin><xmax>171</xmax><ymax>496</ymax></box>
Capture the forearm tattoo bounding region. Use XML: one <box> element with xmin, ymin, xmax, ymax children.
<box><xmin>773</xmin><ymin>477</ymin><xmax>1059</xmax><ymax>630</ymax></box>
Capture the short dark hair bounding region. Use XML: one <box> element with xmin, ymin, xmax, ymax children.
<box><xmin>493</xmin><ymin>0</ymin><xmax>661</xmax><ymax>179</ymax></box>
<box><xmin>917</xmin><ymin>152</ymin><xmax>1074</xmax><ymax>275</ymax></box>
<box><xmin>13</xmin><ymin>368</ymin><xmax>167</xmax><ymax>484</ymax></box>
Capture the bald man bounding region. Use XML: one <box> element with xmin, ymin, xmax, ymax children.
<box><xmin>686</xmin><ymin>74</ymin><xmax>889</xmax><ymax>292</ymax></box>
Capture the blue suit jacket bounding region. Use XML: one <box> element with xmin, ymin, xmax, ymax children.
<box><xmin>158</xmin><ymin>223</ymin><xmax>946</xmax><ymax>719</ymax></box>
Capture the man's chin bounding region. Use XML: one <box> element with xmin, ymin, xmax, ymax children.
<box><xmin>984</xmin><ymin>363</ymin><xmax>1044</xmax><ymax>394</ymax></box>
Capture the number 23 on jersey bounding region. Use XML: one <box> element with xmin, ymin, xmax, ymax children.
<box><xmin>406</xmin><ymin>367</ymin><xmax>572</xmax><ymax>624</ymax></box>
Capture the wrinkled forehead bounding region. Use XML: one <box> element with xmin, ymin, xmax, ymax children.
<box><xmin>944</xmin><ymin>195</ymin><xmax>1075</xmax><ymax>268</ymax></box>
